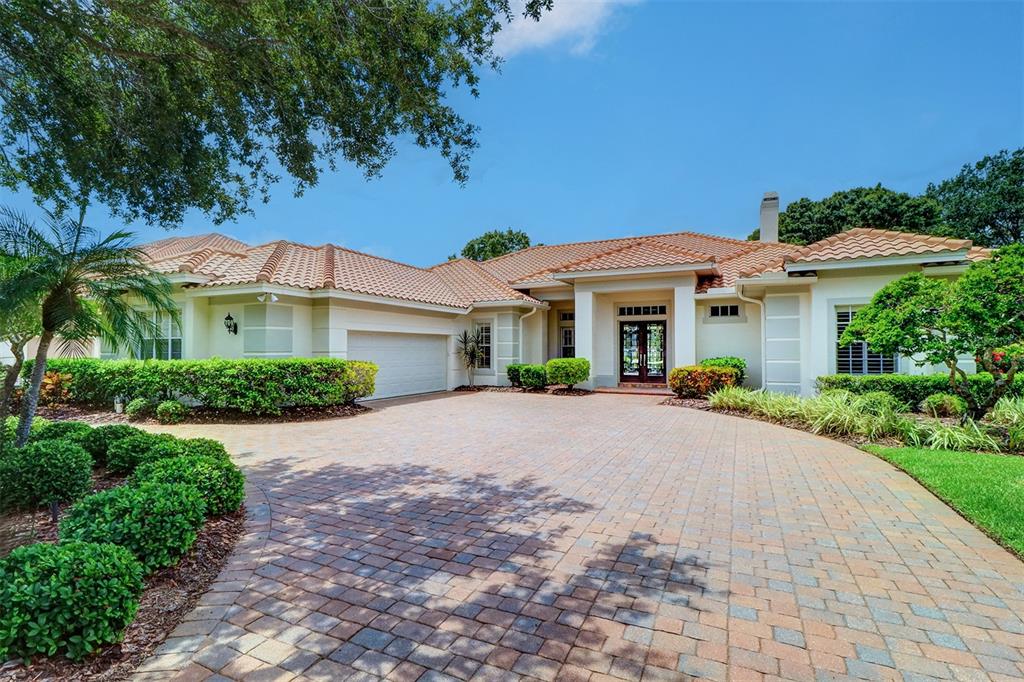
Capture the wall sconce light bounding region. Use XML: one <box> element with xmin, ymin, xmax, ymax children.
<box><xmin>224</xmin><ymin>313</ymin><xmax>238</xmax><ymax>335</ymax></box>
<box><xmin>256</xmin><ymin>293</ymin><xmax>279</xmax><ymax>303</ymax></box>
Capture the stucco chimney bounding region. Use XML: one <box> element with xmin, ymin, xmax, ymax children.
<box><xmin>760</xmin><ymin>192</ymin><xmax>779</xmax><ymax>242</ymax></box>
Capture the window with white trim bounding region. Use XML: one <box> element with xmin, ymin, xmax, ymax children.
<box><xmin>709</xmin><ymin>304</ymin><xmax>740</xmax><ymax>318</ymax></box>
<box><xmin>836</xmin><ymin>306</ymin><xmax>897</xmax><ymax>374</ymax></box>
<box><xmin>475</xmin><ymin>322</ymin><xmax>492</xmax><ymax>369</ymax></box>
<box><xmin>560</xmin><ymin>327</ymin><xmax>575</xmax><ymax>358</ymax></box>
<box><xmin>137</xmin><ymin>311</ymin><xmax>181</xmax><ymax>360</ymax></box>
<box><xmin>618</xmin><ymin>305</ymin><xmax>666</xmax><ymax>317</ymax></box>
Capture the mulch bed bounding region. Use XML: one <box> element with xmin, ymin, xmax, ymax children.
<box><xmin>455</xmin><ymin>385</ymin><xmax>591</xmax><ymax>397</ymax></box>
<box><xmin>34</xmin><ymin>402</ymin><xmax>369</xmax><ymax>426</ymax></box>
<box><xmin>0</xmin><ymin>508</ymin><xmax>245</xmax><ymax>681</ymax></box>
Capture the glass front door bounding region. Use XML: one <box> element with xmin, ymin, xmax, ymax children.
<box><xmin>619</xmin><ymin>321</ymin><xmax>667</xmax><ymax>383</ymax></box>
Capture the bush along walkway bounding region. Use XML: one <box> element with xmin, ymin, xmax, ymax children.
<box><xmin>0</xmin><ymin>418</ymin><xmax>246</xmax><ymax>678</ymax></box>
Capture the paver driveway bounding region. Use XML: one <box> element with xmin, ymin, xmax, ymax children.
<box><xmin>137</xmin><ymin>393</ymin><xmax>1024</xmax><ymax>682</ymax></box>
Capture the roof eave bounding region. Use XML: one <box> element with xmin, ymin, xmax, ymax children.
<box><xmin>784</xmin><ymin>250</ymin><xmax>970</xmax><ymax>273</ymax></box>
<box><xmin>550</xmin><ymin>262</ymin><xmax>717</xmax><ymax>282</ymax></box>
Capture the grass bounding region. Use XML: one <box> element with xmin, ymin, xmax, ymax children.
<box><xmin>864</xmin><ymin>445</ymin><xmax>1024</xmax><ymax>558</ymax></box>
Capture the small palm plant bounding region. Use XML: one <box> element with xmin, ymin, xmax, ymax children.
<box><xmin>456</xmin><ymin>329</ymin><xmax>485</xmax><ymax>388</ymax></box>
<box><xmin>0</xmin><ymin>208</ymin><xmax>178</xmax><ymax>446</ymax></box>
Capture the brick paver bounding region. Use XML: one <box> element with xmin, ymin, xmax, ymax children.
<box><xmin>137</xmin><ymin>392</ymin><xmax>1024</xmax><ymax>681</ymax></box>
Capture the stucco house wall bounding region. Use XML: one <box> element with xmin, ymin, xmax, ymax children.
<box><xmin>695</xmin><ymin>299</ymin><xmax>762</xmax><ymax>388</ymax></box>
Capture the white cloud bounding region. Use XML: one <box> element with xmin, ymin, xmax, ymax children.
<box><xmin>494</xmin><ymin>0</ymin><xmax>640</xmax><ymax>58</ymax></box>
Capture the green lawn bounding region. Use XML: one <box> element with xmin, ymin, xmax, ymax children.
<box><xmin>864</xmin><ymin>446</ymin><xmax>1024</xmax><ymax>558</ymax></box>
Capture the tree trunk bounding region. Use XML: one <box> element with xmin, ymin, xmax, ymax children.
<box><xmin>0</xmin><ymin>344</ymin><xmax>24</xmax><ymax>425</ymax></box>
<box><xmin>15</xmin><ymin>330</ymin><xmax>53</xmax><ymax>447</ymax></box>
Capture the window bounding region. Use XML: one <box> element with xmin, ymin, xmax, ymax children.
<box><xmin>475</xmin><ymin>323</ymin><xmax>492</xmax><ymax>369</ymax></box>
<box><xmin>137</xmin><ymin>311</ymin><xmax>181</xmax><ymax>360</ymax></box>
<box><xmin>618</xmin><ymin>305</ymin><xmax>666</xmax><ymax>317</ymax></box>
<box><xmin>709</xmin><ymin>304</ymin><xmax>740</xmax><ymax>318</ymax></box>
<box><xmin>560</xmin><ymin>326</ymin><xmax>575</xmax><ymax>358</ymax></box>
<box><xmin>559</xmin><ymin>312</ymin><xmax>575</xmax><ymax>322</ymax></box>
<box><xmin>244</xmin><ymin>304</ymin><xmax>294</xmax><ymax>357</ymax></box>
<box><xmin>836</xmin><ymin>306</ymin><xmax>897</xmax><ymax>374</ymax></box>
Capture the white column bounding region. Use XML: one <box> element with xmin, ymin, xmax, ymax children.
<box><xmin>673</xmin><ymin>279</ymin><xmax>696</xmax><ymax>368</ymax></box>
<box><xmin>181</xmin><ymin>296</ymin><xmax>209</xmax><ymax>359</ymax></box>
<box><xmin>574</xmin><ymin>289</ymin><xmax>595</xmax><ymax>388</ymax></box>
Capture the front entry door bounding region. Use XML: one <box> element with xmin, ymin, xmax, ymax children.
<box><xmin>620</xmin><ymin>321</ymin><xmax>667</xmax><ymax>383</ymax></box>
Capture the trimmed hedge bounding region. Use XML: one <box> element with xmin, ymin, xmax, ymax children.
<box><xmin>545</xmin><ymin>358</ymin><xmax>590</xmax><ymax>389</ymax></box>
<box><xmin>506</xmin><ymin>363</ymin><xmax>526</xmax><ymax>388</ymax></box>
<box><xmin>81</xmin><ymin>424</ymin><xmax>146</xmax><ymax>465</ymax></box>
<box><xmin>669</xmin><ymin>365</ymin><xmax>740</xmax><ymax>398</ymax></box>
<box><xmin>699</xmin><ymin>356</ymin><xmax>747</xmax><ymax>385</ymax></box>
<box><xmin>156</xmin><ymin>400</ymin><xmax>188</xmax><ymax>424</ymax></box>
<box><xmin>816</xmin><ymin>373</ymin><xmax>1024</xmax><ymax>408</ymax></box>
<box><xmin>134</xmin><ymin>455</ymin><xmax>245</xmax><ymax>517</ymax></box>
<box><xmin>106</xmin><ymin>433</ymin><xmax>185</xmax><ymax>475</ymax></box>
<box><xmin>520</xmin><ymin>364</ymin><xmax>547</xmax><ymax>390</ymax></box>
<box><xmin>61</xmin><ymin>482</ymin><xmax>207</xmax><ymax>571</ymax></box>
<box><xmin>0</xmin><ymin>440</ymin><xmax>94</xmax><ymax>511</ymax></box>
<box><xmin>24</xmin><ymin>357</ymin><xmax>378</xmax><ymax>416</ymax></box>
<box><xmin>32</xmin><ymin>420</ymin><xmax>93</xmax><ymax>445</ymax></box>
<box><xmin>0</xmin><ymin>541</ymin><xmax>144</xmax><ymax>661</ymax></box>
<box><xmin>180</xmin><ymin>437</ymin><xmax>230</xmax><ymax>461</ymax></box>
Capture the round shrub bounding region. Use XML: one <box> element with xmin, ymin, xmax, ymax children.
<box><xmin>520</xmin><ymin>364</ymin><xmax>547</xmax><ymax>390</ymax></box>
<box><xmin>0</xmin><ymin>541</ymin><xmax>144</xmax><ymax>661</ymax></box>
<box><xmin>106</xmin><ymin>432</ymin><xmax>185</xmax><ymax>475</ymax></box>
<box><xmin>544</xmin><ymin>358</ymin><xmax>590</xmax><ymax>389</ymax></box>
<box><xmin>920</xmin><ymin>392</ymin><xmax>968</xmax><ymax>418</ymax></box>
<box><xmin>124</xmin><ymin>397</ymin><xmax>152</xmax><ymax>421</ymax></box>
<box><xmin>3</xmin><ymin>415</ymin><xmax>50</xmax><ymax>443</ymax></box>
<box><xmin>669</xmin><ymin>365</ymin><xmax>739</xmax><ymax>398</ymax></box>
<box><xmin>180</xmin><ymin>437</ymin><xmax>230</xmax><ymax>460</ymax></box>
<box><xmin>81</xmin><ymin>424</ymin><xmax>146</xmax><ymax>465</ymax></box>
<box><xmin>155</xmin><ymin>400</ymin><xmax>188</xmax><ymax>425</ymax></box>
<box><xmin>134</xmin><ymin>455</ymin><xmax>244</xmax><ymax>517</ymax></box>
<box><xmin>0</xmin><ymin>440</ymin><xmax>93</xmax><ymax>511</ymax></box>
<box><xmin>699</xmin><ymin>356</ymin><xmax>747</xmax><ymax>385</ymax></box>
<box><xmin>32</xmin><ymin>420</ymin><xmax>94</xmax><ymax>445</ymax></box>
<box><xmin>61</xmin><ymin>482</ymin><xmax>206</xmax><ymax>571</ymax></box>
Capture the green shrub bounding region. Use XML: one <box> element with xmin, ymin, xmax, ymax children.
<box><xmin>25</xmin><ymin>357</ymin><xmax>378</xmax><ymax>415</ymax></box>
<box><xmin>32</xmin><ymin>420</ymin><xmax>94</xmax><ymax>445</ymax></box>
<box><xmin>903</xmin><ymin>419</ymin><xmax>1002</xmax><ymax>452</ymax></box>
<box><xmin>106</xmin><ymin>433</ymin><xmax>185</xmax><ymax>475</ymax></box>
<box><xmin>1008</xmin><ymin>424</ymin><xmax>1024</xmax><ymax>452</ymax></box>
<box><xmin>0</xmin><ymin>440</ymin><xmax>93</xmax><ymax>511</ymax></box>
<box><xmin>180</xmin><ymin>437</ymin><xmax>230</xmax><ymax>460</ymax></box>
<box><xmin>520</xmin><ymin>364</ymin><xmax>547</xmax><ymax>390</ymax></box>
<box><xmin>920</xmin><ymin>393</ymin><xmax>968</xmax><ymax>419</ymax></box>
<box><xmin>856</xmin><ymin>391</ymin><xmax>908</xmax><ymax>416</ymax></box>
<box><xmin>544</xmin><ymin>358</ymin><xmax>590</xmax><ymax>389</ymax></box>
<box><xmin>668</xmin><ymin>365</ymin><xmax>739</xmax><ymax>398</ymax></box>
<box><xmin>134</xmin><ymin>455</ymin><xmax>244</xmax><ymax>517</ymax></box>
<box><xmin>699</xmin><ymin>356</ymin><xmax>747</xmax><ymax>385</ymax></box>
<box><xmin>506</xmin><ymin>363</ymin><xmax>526</xmax><ymax>388</ymax></box>
<box><xmin>0</xmin><ymin>541</ymin><xmax>144</xmax><ymax>661</ymax></box>
<box><xmin>124</xmin><ymin>397</ymin><xmax>152</xmax><ymax>421</ymax></box>
<box><xmin>155</xmin><ymin>400</ymin><xmax>188</xmax><ymax>424</ymax></box>
<box><xmin>708</xmin><ymin>386</ymin><xmax>756</xmax><ymax>410</ymax></box>
<box><xmin>990</xmin><ymin>396</ymin><xmax>1024</xmax><ymax>428</ymax></box>
<box><xmin>80</xmin><ymin>424</ymin><xmax>146</xmax><ymax>465</ymax></box>
<box><xmin>2</xmin><ymin>415</ymin><xmax>49</xmax><ymax>442</ymax></box>
<box><xmin>61</xmin><ymin>482</ymin><xmax>206</xmax><ymax>571</ymax></box>
<box><xmin>816</xmin><ymin>373</ymin><xmax>1024</xmax><ymax>408</ymax></box>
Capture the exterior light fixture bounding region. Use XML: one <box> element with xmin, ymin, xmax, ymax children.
<box><xmin>224</xmin><ymin>313</ymin><xmax>238</xmax><ymax>335</ymax></box>
<box><xmin>256</xmin><ymin>293</ymin><xmax>279</xmax><ymax>303</ymax></box>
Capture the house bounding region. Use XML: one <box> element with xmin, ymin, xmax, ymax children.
<box><xmin>75</xmin><ymin>193</ymin><xmax>988</xmax><ymax>400</ymax></box>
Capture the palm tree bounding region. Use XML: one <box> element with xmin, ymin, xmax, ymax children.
<box><xmin>456</xmin><ymin>329</ymin><xmax>485</xmax><ymax>388</ymax></box>
<box><xmin>0</xmin><ymin>207</ymin><xmax>178</xmax><ymax>446</ymax></box>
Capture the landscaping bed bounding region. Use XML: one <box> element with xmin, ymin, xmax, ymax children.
<box><xmin>456</xmin><ymin>385</ymin><xmax>591</xmax><ymax>397</ymax></box>
<box><xmin>34</xmin><ymin>402</ymin><xmax>369</xmax><ymax>426</ymax></box>
<box><xmin>0</xmin><ymin>418</ymin><xmax>247</xmax><ymax>678</ymax></box>
<box><xmin>0</xmin><ymin>509</ymin><xmax>244</xmax><ymax>681</ymax></box>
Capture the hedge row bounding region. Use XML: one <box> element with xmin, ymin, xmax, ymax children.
<box><xmin>507</xmin><ymin>358</ymin><xmax>591</xmax><ymax>390</ymax></box>
<box><xmin>24</xmin><ymin>358</ymin><xmax>378</xmax><ymax>415</ymax></box>
<box><xmin>0</xmin><ymin>422</ymin><xmax>244</xmax><ymax>661</ymax></box>
<box><xmin>816</xmin><ymin>373</ymin><xmax>1024</xmax><ymax>407</ymax></box>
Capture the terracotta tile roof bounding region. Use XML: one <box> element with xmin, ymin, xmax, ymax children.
<box><xmin>482</xmin><ymin>231</ymin><xmax>763</xmax><ymax>285</ymax></box>
<box><xmin>783</xmin><ymin>228</ymin><xmax>975</xmax><ymax>264</ymax></box>
<box><xmin>142</xmin><ymin>235</ymin><xmax>540</xmax><ymax>309</ymax></box>
<box><xmin>697</xmin><ymin>242</ymin><xmax>804</xmax><ymax>292</ymax></box>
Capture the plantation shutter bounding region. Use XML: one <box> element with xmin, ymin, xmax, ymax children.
<box><xmin>836</xmin><ymin>306</ymin><xmax>897</xmax><ymax>375</ymax></box>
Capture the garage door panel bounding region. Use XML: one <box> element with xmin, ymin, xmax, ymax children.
<box><xmin>348</xmin><ymin>332</ymin><xmax>447</xmax><ymax>399</ymax></box>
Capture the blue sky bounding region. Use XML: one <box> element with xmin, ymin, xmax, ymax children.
<box><xmin>1</xmin><ymin>1</ymin><xmax>1021</xmax><ymax>266</ymax></box>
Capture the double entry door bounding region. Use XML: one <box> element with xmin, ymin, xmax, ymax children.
<box><xmin>620</xmin><ymin>321</ymin><xmax>666</xmax><ymax>383</ymax></box>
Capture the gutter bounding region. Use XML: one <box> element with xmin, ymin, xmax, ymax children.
<box><xmin>736</xmin><ymin>282</ymin><xmax>766</xmax><ymax>391</ymax></box>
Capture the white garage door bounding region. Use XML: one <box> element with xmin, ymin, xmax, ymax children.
<box><xmin>347</xmin><ymin>332</ymin><xmax>447</xmax><ymax>400</ymax></box>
